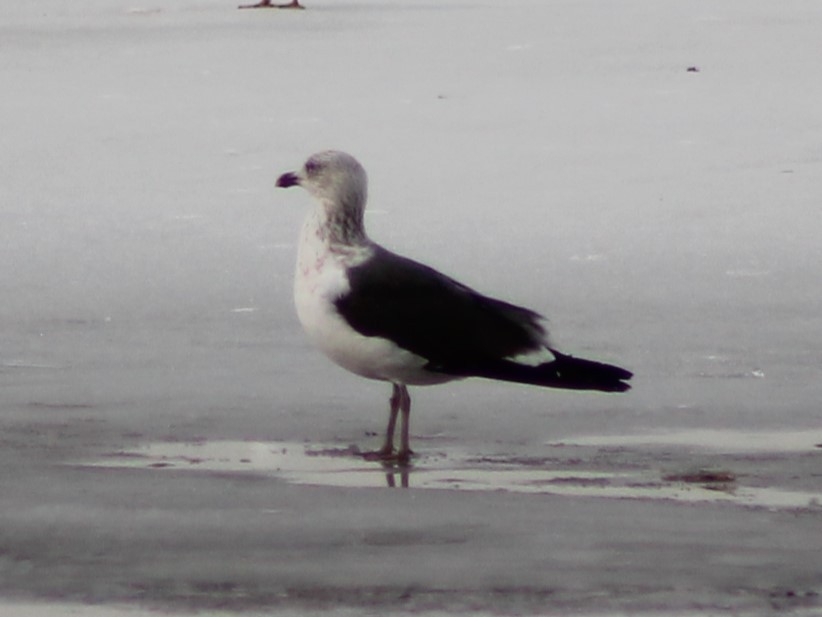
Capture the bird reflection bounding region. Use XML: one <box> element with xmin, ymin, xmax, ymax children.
<box><xmin>358</xmin><ymin>447</ymin><xmax>413</xmax><ymax>488</ymax></box>
<box><xmin>380</xmin><ymin>459</ymin><xmax>411</xmax><ymax>488</ymax></box>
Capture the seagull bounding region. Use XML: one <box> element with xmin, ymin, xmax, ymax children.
<box><xmin>276</xmin><ymin>150</ymin><xmax>632</xmax><ymax>462</ymax></box>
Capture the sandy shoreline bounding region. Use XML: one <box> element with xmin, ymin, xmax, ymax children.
<box><xmin>2</xmin><ymin>0</ymin><xmax>822</xmax><ymax>614</ymax></box>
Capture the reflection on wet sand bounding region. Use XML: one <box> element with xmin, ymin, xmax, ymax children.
<box><xmin>381</xmin><ymin>460</ymin><xmax>410</xmax><ymax>489</ymax></box>
<box><xmin>80</xmin><ymin>430</ymin><xmax>822</xmax><ymax>510</ymax></box>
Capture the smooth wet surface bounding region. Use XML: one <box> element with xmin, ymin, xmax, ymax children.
<box><xmin>82</xmin><ymin>431</ymin><xmax>822</xmax><ymax>510</ymax></box>
<box><xmin>4</xmin><ymin>0</ymin><xmax>822</xmax><ymax>614</ymax></box>
<box><xmin>0</xmin><ymin>427</ymin><xmax>816</xmax><ymax>616</ymax></box>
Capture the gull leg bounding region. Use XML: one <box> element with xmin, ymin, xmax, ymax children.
<box><xmin>362</xmin><ymin>384</ymin><xmax>411</xmax><ymax>463</ymax></box>
<box><xmin>396</xmin><ymin>385</ymin><xmax>413</xmax><ymax>463</ymax></box>
<box><xmin>377</xmin><ymin>383</ymin><xmax>402</xmax><ymax>456</ymax></box>
<box><xmin>238</xmin><ymin>0</ymin><xmax>305</xmax><ymax>9</ymax></box>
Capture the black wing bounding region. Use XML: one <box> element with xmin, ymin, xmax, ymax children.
<box><xmin>334</xmin><ymin>245</ymin><xmax>547</xmax><ymax>371</ymax></box>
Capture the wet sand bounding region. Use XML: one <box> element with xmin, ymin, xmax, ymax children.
<box><xmin>2</xmin><ymin>397</ymin><xmax>821</xmax><ymax>615</ymax></box>
<box><xmin>85</xmin><ymin>432</ymin><xmax>822</xmax><ymax>509</ymax></box>
<box><xmin>3</xmin><ymin>0</ymin><xmax>822</xmax><ymax>614</ymax></box>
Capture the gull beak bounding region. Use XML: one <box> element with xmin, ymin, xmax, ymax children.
<box><xmin>276</xmin><ymin>171</ymin><xmax>301</xmax><ymax>188</ymax></box>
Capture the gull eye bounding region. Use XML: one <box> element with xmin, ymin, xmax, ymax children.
<box><xmin>305</xmin><ymin>160</ymin><xmax>319</xmax><ymax>175</ymax></box>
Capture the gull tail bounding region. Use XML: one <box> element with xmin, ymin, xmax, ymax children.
<box><xmin>461</xmin><ymin>349</ymin><xmax>632</xmax><ymax>393</ymax></box>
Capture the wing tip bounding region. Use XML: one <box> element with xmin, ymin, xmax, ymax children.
<box><xmin>434</xmin><ymin>352</ymin><xmax>633</xmax><ymax>393</ymax></box>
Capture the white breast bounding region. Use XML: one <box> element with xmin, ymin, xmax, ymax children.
<box><xmin>293</xmin><ymin>210</ymin><xmax>456</xmax><ymax>386</ymax></box>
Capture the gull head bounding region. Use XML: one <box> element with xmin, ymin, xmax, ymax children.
<box><xmin>277</xmin><ymin>150</ymin><xmax>368</xmax><ymax>214</ymax></box>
